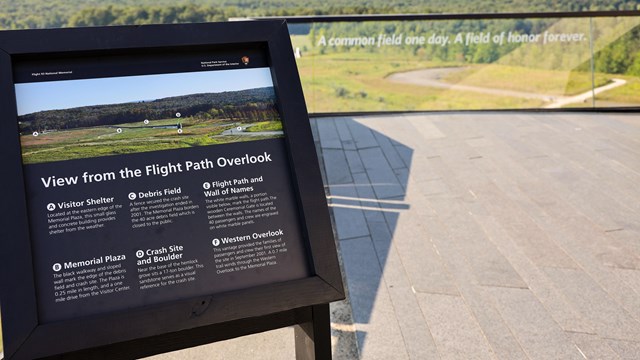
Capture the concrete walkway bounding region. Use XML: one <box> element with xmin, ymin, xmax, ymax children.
<box><xmin>150</xmin><ymin>112</ymin><xmax>640</xmax><ymax>359</ymax></box>
<box><xmin>388</xmin><ymin>67</ymin><xmax>627</xmax><ymax>108</ymax></box>
<box><xmin>544</xmin><ymin>79</ymin><xmax>627</xmax><ymax>108</ymax></box>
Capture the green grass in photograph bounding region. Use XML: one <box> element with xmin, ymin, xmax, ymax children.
<box><xmin>244</xmin><ymin>121</ymin><xmax>283</xmax><ymax>132</ymax></box>
<box><xmin>20</xmin><ymin>117</ymin><xmax>283</xmax><ymax>164</ymax></box>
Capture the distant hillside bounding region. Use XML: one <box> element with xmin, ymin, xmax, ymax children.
<box><xmin>0</xmin><ymin>0</ymin><xmax>638</xmax><ymax>30</ymax></box>
<box><xmin>19</xmin><ymin>87</ymin><xmax>280</xmax><ymax>132</ymax></box>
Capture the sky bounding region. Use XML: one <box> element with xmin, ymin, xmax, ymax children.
<box><xmin>15</xmin><ymin>67</ymin><xmax>274</xmax><ymax>116</ymax></box>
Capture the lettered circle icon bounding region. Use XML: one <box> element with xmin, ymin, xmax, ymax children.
<box><xmin>203</xmin><ymin>182</ymin><xmax>211</xmax><ymax>190</ymax></box>
<box><xmin>237</xmin><ymin>126</ymin><xmax>242</xmax><ymax>132</ymax></box>
<box><xmin>212</xmin><ymin>238</ymin><xmax>220</xmax><ymax>247</ymax></box>
<box><xmin>128</xmin><ymin>192</ymin><xmax>137</xmax><ymax>200</ymax></box>
<box><xmin>136</xmin><ymin>250</ymin><xmax>145</xmax><ymax>259</ymax></box>
<box><xmin>47</xmin><ymin>203</ymin><xmax>56</xmax><ymax>211</ymax></box>
<box><xmin>177</xmin><ymin>129</ymin><xmax>183</xmax><ymax>134</ymax></box>
<box><xmin>144</xmin><ymin>119</ymin><xmax>149</xmax><ymax>124</ymax></box>
<box><xmin>176</xmin><ymin>112</ymin><xmax>181</xmax><ymax>118</ymax></box>
<box><xmin>117</xmin><ymin>128</ymin><xmax>122</xmax><ymax>133</ymax></box>
<box><xmin>52</xmin><ymin>263</ymin><xmax>62</xmax><ymax>272</ymax></box>
<box><xmin>33</xmin><ymin>131</ymin><xmax>39</xmax><ymax>137</ymax></box>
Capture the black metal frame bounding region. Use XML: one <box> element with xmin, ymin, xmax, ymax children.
<box><xmin>253</xmin><ymin>9</ymin><xmax>640</xmax><ymax>23</ymax></box>
<box><xmin>0</xmin><ymin>20</ymin><xmax>344</xmax><ymax>359</ymax></box>
<box><xmin>307</xmin><ymin>106</ymin><xmax>640</xmax><ymax>119</ymax></box>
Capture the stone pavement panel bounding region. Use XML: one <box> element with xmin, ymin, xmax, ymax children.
<box><xmin>146</xmin><ymin>113</ymin><xmax>640</xmax><ymax>359</ymax></box>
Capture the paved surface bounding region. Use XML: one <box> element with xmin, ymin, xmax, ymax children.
<box><xmin>149</xmin><ymin>112</ymin><xmax>640</xmax><ymax>359</ymax></box>
<box><xmin>219</xmin><ymin>123</ymin><xmax>283</xmax><ymax>136</ymax></box>
<box><xmin>387</xmin><ymin>68</ymin><xmax>627</xmax><ymax>108</ymax></box>
<box><xmin>544</xmin><ymin>79</ymin><xmax>627</xmax><ymax>109</ymax></box>
<box><xmin>387</xmin><ymin>67</ymin><xmax>554</xmax><ymax>101</ymax></box>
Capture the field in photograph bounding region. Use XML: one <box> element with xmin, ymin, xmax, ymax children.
<box><xmin>18</xmin><ymin>82</ymin><xmax>283</xmax><ymax>164</ymax></box>
<box><xmin>20</xmin><ymin>117</ymin><xmax>283</xmax><ymax>164</ymax></box>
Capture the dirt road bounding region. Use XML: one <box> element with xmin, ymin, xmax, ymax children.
<box><xmin>387</xmin><ymin>67</ymin><xmax>626</xmax><ymax>108</ymax></box>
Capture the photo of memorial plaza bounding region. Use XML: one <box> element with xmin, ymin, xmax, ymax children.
<box><xmin>17</xmin><ymin>68</ymin><xmax>283</xmax><ymax>164</ymax></box>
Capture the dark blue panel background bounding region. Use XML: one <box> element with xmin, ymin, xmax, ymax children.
<box><xmin>23</xmin><ymin>138</ymin><xmax>311</xmax><ymax>323</ymax></box>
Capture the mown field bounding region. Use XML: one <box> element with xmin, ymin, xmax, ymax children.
<box><xmin>291</xmin><ymin>35</ymin><xmax>640</xmax><ymax>112</ymax></box>
<box><xmin>440</xmin><ymin>66</ymin><xmax>611</xmax><ymax>96</ymax></box>
<box><xmin>20</xmin><ymin>118</ymin><xmax>283</xmax><ymax>164</ymax></box>
<box><xmin>595</xmin><ymin>75</ymin><xmax>640</xmax><ymax>104</ymax></box>
<box><xmin>294</xmin><ymin>52</ymin><xmax>542</xmax><ymax>112</ymax></box>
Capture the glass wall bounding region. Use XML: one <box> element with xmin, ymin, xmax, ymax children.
<box><xmin>289</xmin><ymin>16</ymin><xmax>640</xmax><ymax>113</ymax></box>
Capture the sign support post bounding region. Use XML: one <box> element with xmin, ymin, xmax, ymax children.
<box><xmin>295</xmin><ymin>304</ymin><xmax>332</xmax><ymax>360</ymax></box>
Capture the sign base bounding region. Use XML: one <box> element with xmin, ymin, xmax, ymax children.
<box><xmin>40</xmin><ymin>304</ymin><xmax>333</xmax><ymax>360</ymax></box>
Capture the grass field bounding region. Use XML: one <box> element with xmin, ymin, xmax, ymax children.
<box><xmin>296</xmin><ymin>52</ymin><xmax>544</xmax><ymax>112</ymax></box>
<box><xmin>595</xmin><ymin>75</ymin><xmax>640</xmax><ymax>104</ymax></box>
<box><xmin>291</xmin><ymin>35</ymin><xmax>640</xmax><ymax>112</ymax></box>
<box><xmin>441</xmin><ymin>65</ymin><xmax>611</xmax><ymax>96</ymax></box>
<box><xmin>21</xmin><ymin>117</ymin><xmax>283</xmax><ymax>164</ymax></box>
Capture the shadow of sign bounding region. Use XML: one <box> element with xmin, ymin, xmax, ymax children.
<box><xmin>312</xmin><ymin>116</ymin><xmax>414</xmax><ymax>357</ymax></box>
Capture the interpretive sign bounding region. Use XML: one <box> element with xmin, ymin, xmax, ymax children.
<box><xmin>0</xmin><ymin>21</ymin><xmax>343</xmax><ymax>359</ymax></box>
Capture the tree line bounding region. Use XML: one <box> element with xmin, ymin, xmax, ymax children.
<box><xmin>306</xmin><ymin>15</ymin><xmax>640</xmax><ymax>75</ymax></box>
<box><xmin>307</xmin><ymin>18</ymin><xmax>560</xmax><ymax>63</ymax></box>
<box><xmin>0</xmin><ymin>0</ymin><xmax>638</xmax><ymax>30</ymax></box>
<box><xmin>2</xmin><ymin>0</ymin><xmax>639</xmax><ymax>76</ymax></box>
<box><xmin>19</xmin><ymin>87</ymin><xmax>280</xmax><ymax>133</ymax></box>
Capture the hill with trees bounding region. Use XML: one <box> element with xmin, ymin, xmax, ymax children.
<box><xmin>0</xmin><ymin>0</ymin><xmax>638</xmax><ymax>30</ymax></box>
<box><xmin>19</xmin><ymin>87</ymin><xmax>280</xmax><ymax>133</ymax></box>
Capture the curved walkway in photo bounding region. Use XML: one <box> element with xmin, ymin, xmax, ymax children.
<box><xmin>219</xmin><ymin>123</ymin><xmax>283</xmax><ymax>136</ymax></box>
<box><xmin>387</xmin><ymin>67</ymin><xmax>627</xmax><ymax>108</ymax></box>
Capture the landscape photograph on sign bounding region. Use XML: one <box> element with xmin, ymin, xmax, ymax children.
<box><xmin>16</xmin><ymin>67</ymin><xmax>283</xmax><ymax>164</ymax></box>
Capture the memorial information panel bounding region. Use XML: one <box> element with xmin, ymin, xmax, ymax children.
<box><xmin>14</xmin><ymin>48</ymin><xmax>311</xmax><ymax>323</ymax></box>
